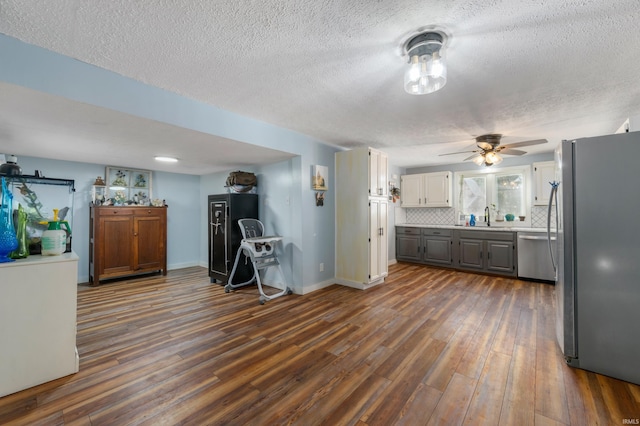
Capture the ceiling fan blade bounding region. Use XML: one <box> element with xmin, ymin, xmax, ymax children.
<box><xmin>464</xmin><ymin>153</ymin><xmax>481</xmax><ymax>161</ymax></box>
<box><xmin>501</xmin><ymin>138</ymin><xmax>548</xmax><ymax>149</ymax></box>
<box><xmin>500</xmin><ymin>148</ymin><xmax>527</xmax><ymax>156</ymax></box>
<box><xmin>438</xmin><ymin>150</ymin><xmax>477</xmax><ymax>157</ymax></box>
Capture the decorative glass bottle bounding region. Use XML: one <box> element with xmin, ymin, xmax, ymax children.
<box><xmin>10</xmin><ymin>203</ymin><xmax>28</xmax><ymax>259</ymax></box>
<box><xmin>0</xmin><ymin>177</ymin><xmax>19</xmax><ymax>263</ymax></box>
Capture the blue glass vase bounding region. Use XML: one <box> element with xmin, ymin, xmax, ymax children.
<box><xmin>0</xmin><ymin>177</ymin><xmax>18</xmax><ymax>263</ymax></box>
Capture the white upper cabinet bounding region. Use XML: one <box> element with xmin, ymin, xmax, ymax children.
<box><xmin>400</xmin><ymin>174</ymin><xmax>422</xmax><ymax>206</ymax></box>
<box><xmin>369</xmin><ymin>148</ymin><xmax>388</xmax><ymax>197</ymax></box>
<box><xmin>533</xmin><ymin>161</ymin><xmax>555</xmax><ymax>205</ymax></box>
<box><xmin>424</xmin><ymin>172</ymin><xmax>451</xmax><ymax>207</ymax></box>
<box><xmin>400</xmin><ymin>171</ymin><xmax>452</xmax><ymax>208</ymax></box>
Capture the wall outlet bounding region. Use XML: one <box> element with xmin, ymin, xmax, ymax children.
<box><xmin>319</xmin><ymin>263</ymin><xmax>324</xmax><ymax>272</ymax></box>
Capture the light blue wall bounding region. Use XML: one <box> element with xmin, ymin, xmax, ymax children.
<box><xmin>387</xmin><ymin>163</ymin><xmax>405</xmax><ymax>262</ymax></box>
<box><xmin>0</xmin><ymin>33</ymin><xmax>339</xmax><ymax>291</ymax></box>
<box><xmin>197</xmin><ymin>155</ymin><xmax>336</xmax><ymax>293</ymax></box>
<box><xmin>13</xmin><ymin>156</ymin><xmax>201</xmax><ymax>283</ymax></box>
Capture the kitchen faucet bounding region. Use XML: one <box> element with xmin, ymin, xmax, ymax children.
<box><xmin>484</xmin><ymin>206</ymin><xmax>490</xmax><ymax>227</ymax></box>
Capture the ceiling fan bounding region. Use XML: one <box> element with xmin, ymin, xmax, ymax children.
<box><xmin>439</xmin><ymin>134</ymin><xmax>548</xmax><ymax>166</ymax></box>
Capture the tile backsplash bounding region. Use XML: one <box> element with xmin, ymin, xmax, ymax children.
<box><xmin>405</xmin><ymin>208</ymin><xmax>456</xmax><ymax>225</ymax></box>
<box><xmin>531</xmin><ymin>205</ymin><xmax>556</xmax><ymax>228</ymax></box>
<box><xmin>403</xmin><ymin>205</ymin><xmax>555</xmax><ymax>229</ymax></box>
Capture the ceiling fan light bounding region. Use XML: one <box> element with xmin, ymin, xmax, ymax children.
<box><xmin>473</xmin><ymin>155</ymin><xmax>485</xmax><ymax>166</ymax></box>
<box><xmin>485</xmin><ymin>152</ymin><xmax>503</xmax><ymax>165</ymax></box>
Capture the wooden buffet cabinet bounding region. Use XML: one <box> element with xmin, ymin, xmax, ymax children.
<box><xmin>89</xmin><ymin>206</ymin><xmax>167</xmax><ymax>286</ymax></box>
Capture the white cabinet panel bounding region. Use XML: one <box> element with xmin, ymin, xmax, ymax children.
<box><xmin>369</xmin><ymin>148</ymin><xmax>388</xmax><ymax>197</ymax></box>
<box><xmin>336</xmin><ymin>147</ymin><xmax>389</xmax><ymax>289</ymax></box>
<box><xmin>400</xmin><ymin>171</ymin><xmax>452</xmax><ymax>207</ymax></box>
<box><xmin>533</xmin><ymin>161</ymin><xmax>555</xmax><ymax>205</ymax></box>
<box><xmin>370</xmin><ymin>198</ymin><xmax>388</xmax><ymax>282</ymax></box>
<box><xmin>400</xmin><ymin>174</ymin><xmax>422</xmax><ymax>207</ymax></box>
<box><xmin>0</xmin><ymin>253</ymin><xmax>79</xmax><ymax>397</ymax></box>
<box><xmin>425</xmin><ymin>172</ymin><xmax>451</xmax><ymax>207</ymax></box>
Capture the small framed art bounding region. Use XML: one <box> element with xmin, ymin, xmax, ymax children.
<box><xmin>311</xmin><ymin>165</ymin><xmax>328</xmax><ymax>191</ymax></box>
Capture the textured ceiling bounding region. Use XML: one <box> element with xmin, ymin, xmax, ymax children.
<box><xmin>1</xmin><ymin>0</ymin><xmax>640</xmax><ymax>173</ymax></box>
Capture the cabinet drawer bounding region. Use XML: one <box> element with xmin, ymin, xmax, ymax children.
<box><xmin>96</xmin><ymin>207</ymin><xmax>135</xmax><ymax>216</ymax></box>
<box><xmin>456</xmin><ymin>230</ymin><xmax>514</xmax><ymax>241</ymax></box>
<box><xmin>95</xmin><ymin>207</ymin><xmax>163</xmax><ymax>216</ymax></box>
<box><xmin>422</xmin><ymin>228</ymin><xmax>452</xmax><ymax>237</ymax></box>
<box><xmin>396</xmin><ymin>227</ymin><xmax>421</xmax><ymax>235</ymax></box>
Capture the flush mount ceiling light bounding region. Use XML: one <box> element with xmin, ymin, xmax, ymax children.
<box><xmin>155</xmin><ymin>156</ymin><xmax>178</xmax><ymax>162</ymax></box>
<box><xmin>402</xmin><ymin>30</ymin><xmax>448</xmax><ymax>95</ymax></box>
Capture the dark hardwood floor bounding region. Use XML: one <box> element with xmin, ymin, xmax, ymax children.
<box><xmin>1</xmin><ymin>263</ymin><xmax>638</xmax><ymax>425</ymax></box>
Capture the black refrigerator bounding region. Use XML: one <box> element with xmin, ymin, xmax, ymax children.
<box><xmin>208</xmin><ymin>193</ymin><xmax>259</xmax><ymax>284</ymax></box>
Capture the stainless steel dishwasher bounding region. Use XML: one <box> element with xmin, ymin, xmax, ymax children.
<box><xmin>517</xmin><ymin>232</ymin><xmax>556</xmax><ymax>281</ymax></box>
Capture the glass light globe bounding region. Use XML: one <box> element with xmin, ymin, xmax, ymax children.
<box><xmin>404</xmin><ymin>55</ymin><xmax>429</xmax><ymax>95</ymax></box>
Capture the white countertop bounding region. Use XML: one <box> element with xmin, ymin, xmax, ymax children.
<box><xmin>0</xmin><ymin>251</ymin><xmax>79</xmax><ymax>269</ymax></box>
<box><xmin>396</xmin><ymin>224</ymin><xmax>548</xmax><ymax>233</ymax></box>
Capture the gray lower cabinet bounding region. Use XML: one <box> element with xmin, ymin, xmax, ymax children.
<box><xmin>422</xmin><ymin>229</ymin><xmax>452</xmax><ymax>266</ymax></box>
<box><xmin>396</xmin><ymin>226</ymin><xmax>517</xmax><ymax>277</ymax></box>
<box><xmin>455</xmin><ymin>230</ymin><xmax>517</xmax><ymax>277</ymax></box>
<box><xmin>458</xmin><ymin>238</ymin><xmax>484</xmax><ymax>270</ymax></box>
<box><xmin>396</xmin><ymin>232</ymin><xmax>421</xmax><ymax>262</ymax></box>
<box><xmin>396</xmin><ymin>227</ymin><xmax>452</xmax><ymax>267</ymax></box>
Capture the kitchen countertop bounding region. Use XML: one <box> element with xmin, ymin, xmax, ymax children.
<box><xmin>396</xmin><ymin>224</ymin><xmax>548</xmax><ymax>233</ymax></box>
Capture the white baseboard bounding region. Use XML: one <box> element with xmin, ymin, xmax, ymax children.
<box><xmin>334</xmin><ymin>275</ymin><xmax>386</xmax><ymax>290</ymax></box>
<box><xmin>388</xmin><ymin>259</ymin><xmax>397</xmax><ymax>266</ymax></box>
<box><xmin>297</xmin><ymin>279</ymin><xmax>335</xmax><ymax>295</ymax></box>
<box><xmin>168</xmin><ymin>261</ymin><xmax>201</xmax><ymax>270</ymax></box>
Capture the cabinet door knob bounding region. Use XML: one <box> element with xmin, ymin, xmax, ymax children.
<box><xmin>134</xmin><ymin>232</ymin><xmax>138</xmax><ymax>236</ymax></box>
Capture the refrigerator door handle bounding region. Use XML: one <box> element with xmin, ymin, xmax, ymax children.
<box><xmin>547</xmin><ymin>181</ymin><xmax>560</xmax><ymax>273</ymax></box>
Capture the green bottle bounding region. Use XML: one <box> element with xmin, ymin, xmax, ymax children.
<box><xmin>10</xmin><ymin>204</ymin><xmax>29</xmax><ymax>259</ymax></box>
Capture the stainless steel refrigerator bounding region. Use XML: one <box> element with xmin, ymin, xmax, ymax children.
<box><xmin>548</xmin><ymin>131</ymin><xmax>640</xmax><ymax>385</ymax></box>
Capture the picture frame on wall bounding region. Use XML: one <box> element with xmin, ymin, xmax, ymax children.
<box><xmin>105</xmin><ymin>167</ymin><xmax>152</xmax><ymax>205</ymax></box>
<box><xmin>311</xmin><ymin>165</ymin><xmax>328</xmax><ymax>191</ymax></box>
